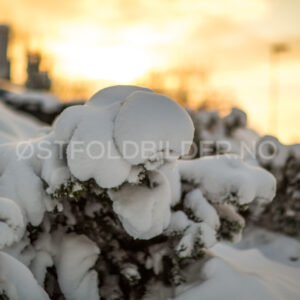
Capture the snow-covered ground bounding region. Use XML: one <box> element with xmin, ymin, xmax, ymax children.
<box><xmin>175</xmin><ymin>231</ymin><xmax>300</xmax><ymax>300</ymax></box>
<box><xmin>144</xmin><ymin>228</ymin><xmax>300</xmax><ymax>300</ymax></box>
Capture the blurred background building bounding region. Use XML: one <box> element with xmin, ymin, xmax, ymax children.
<box><xmin>26</xmin><ymin>52</ymin><xmax>51</xmax><ymax>90</ymax></box>
<box><xmin>0</xmin><ymin>25</ymin><xmax>10</xmax><ymax>80</ymax></box>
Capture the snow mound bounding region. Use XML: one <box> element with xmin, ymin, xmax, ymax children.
<box><xmin>175</xmin><ymin>243</ymin><xmax>300</xmax><ymax>300</ymax></box>
<box><xmin>55</xmin><ymin>234</ymin><xmax>100</xmax><ymax>300</ymax></box>
<box><xmin>40</xmin><ymin>133</ymin><xmax>71</xmax><ymax>192</ymax></box>
<box><xmin>179</xmin><ymin>154</ymin><xmax>276</xmax><ymax>205</ymax></box>
<box><xmin>165</xmin><ymin>199</ymin><xmax>219</xmax><ymax>258</ymax></box>
<box><xmin>165</xmin><ymin>211</ymin><xmax>190</xmax><ymax>235</ymax></box>
<box><xmin>66</xmin><ymin>104</ymin><xmax>131</xmax><ymax>188</ymax></box>
<box><xmin>0</xmin><ymin>143</ymin><xmax>48</xmax><ymax>226</ymax></box>
<box><xmin>184</xmin><ymin>189</ymin><xmax>220</xmax><ymax>230</ymax></box>
<box><xmin>109</xmin><ymin>170</ymin><xmax>171</xmax><ymax>239</ymax></box>
<box><xmin>114</xmin><ymin>91</ymin><xmax>194</xmax><ymax>166</ymax></box>
<box><xmin>54</xmin><ymin>85</ymin><xmax>194</xmax><ymax>189</ymax></box>
<box><xmin>0</xmin><ymin>131</ymin><xmax>67</xmax><ymax>228</ymax></box>
<box><xmin>175</xmin><ymin>222</ymin><xmax>217</xmax><ymax>258</ymax></box>
<box><xmin>159</xmin><ymin>162</ymin><xmax>181</xmax><ymax>206</ymax></box>
<box><xmin>0</xmin><ymin>251</ymin><xmax>50</xmax><ymax>300</ymax></box>
<box><xmin>0</xmin><ymin>197</ymin><xmax>25</xmax><ymax>249</ymax></box>
<box><xmin>54</xmin><ymin>103</ymin><xmax>131</xmax><ymax>188</ymax></box>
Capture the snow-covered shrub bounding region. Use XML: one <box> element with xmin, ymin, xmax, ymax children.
<box><xmin>256</xmin><ymin>136</ymin><xmax>300</xmax><ymax>236</ymax></box>
<box><xmin>0</xmin><ymin>87</ymin><xmax>276</xmax><ymax>299</ymax></box>
<box><xmin>189</xmin><ymin>106</ymin><xmax>300</xmax><ymax>238</ymax></box>
<box><xmin>189</xmin><ymin>107</ymin><xmax>259</xmax><ymax>161</ymax></box>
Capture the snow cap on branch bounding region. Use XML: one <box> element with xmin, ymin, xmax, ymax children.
<box><xmin>179</xmin><ymin>154</ymin><xmax>276</xmax><ymax>205</ymax></box>
<box><xmin>0</xmin><ymin>251</ymin><xmax>50</xmax><ymax>300</ymax></box>
<box><xmin>54</xmin><ymin>85</ymin><xmax>194</xmax><ymax>188</ymax></box>
<box><xmin>109</xmin><ymin>170</ymin><xmax>171</xmax><ymax>239</ymax></box>
<box><xmin>0</xmin><ymin>197</ymin><xmax>25</xmax><ymax>249</ymax></box>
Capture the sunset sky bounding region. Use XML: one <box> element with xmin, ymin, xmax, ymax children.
<box><xmin>0</xmin><ymin>0</ymin><xmax>299</xmax><ymax>143</ymax></box>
